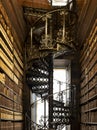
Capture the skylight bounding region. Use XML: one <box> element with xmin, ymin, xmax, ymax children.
<box><xmin>52</xmin><ymin>0</ymin><xmax>68</xmax><ymax>6</ymax></box>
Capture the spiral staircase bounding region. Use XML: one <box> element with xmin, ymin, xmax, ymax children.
<box><xmin>24</xmin><ymin>1</ymin><xmax>77</xmax><ymax>129</ymax></box>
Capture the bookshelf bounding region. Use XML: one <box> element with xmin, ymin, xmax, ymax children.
<box><xmin>80</xmin><ymin>19</ymin><xmax>97</xmax><ymax>130</ymax></box>
<box><xmin>0</xmin><ymin>4</ymin><xmax>24</xmax><ymax>130</ymax></box>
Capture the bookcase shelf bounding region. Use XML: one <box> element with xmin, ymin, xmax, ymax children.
<box><xmin>81</xmin><ymin>122</ymin><xmax>97</xmax><ymax>125</ymax></box>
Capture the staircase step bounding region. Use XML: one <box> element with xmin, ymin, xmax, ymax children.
<box><xmin>53</xmin><ymin>100</ymin><xmax>64</xmax><ymax>107</ymax></box>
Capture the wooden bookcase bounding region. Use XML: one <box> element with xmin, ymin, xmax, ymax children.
<box><xmin>80</xmin><ymin>19</ymin><xmax>97</xmax><ymax>130</ymax></box>
<box><xmin>0</xmin><ymin>4</ymin><xmax>23</xmax><ymax>130</ymax></box>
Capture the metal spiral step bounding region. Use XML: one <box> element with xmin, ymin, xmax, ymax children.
<box><xmin>50</xmin><ymin>100</ymin><xmax>71</xmax><ymax>129</ymax></box>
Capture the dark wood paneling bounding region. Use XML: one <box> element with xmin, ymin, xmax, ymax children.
<box><xmin>77</xmin><ymin>0</ymin><xmax>97</xmax><ymax>47</ymax></box>
<box><xmin>17</xmin><ymin>0</ymin><xmax>51</xmax><ymax>9</ymax></box>
<box><xmin>71</xmin><ymin>54</ymin><xmax>80</xmax><ymax>130</ymax></box>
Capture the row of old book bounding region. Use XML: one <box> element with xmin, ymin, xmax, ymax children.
<box><xmin>0</xmin><ymin>121</ymin><xmax>23</xmax><ymax>130</ymax></box>
<box><xmin>81</xmin><ymin>124</ymin><xmax>97</xmax><ymax>130</ymax></box>
<box><xmin>81</xmin><ymin>112</ymin><xmax>97</xmax><ymax>123</ymax></box>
